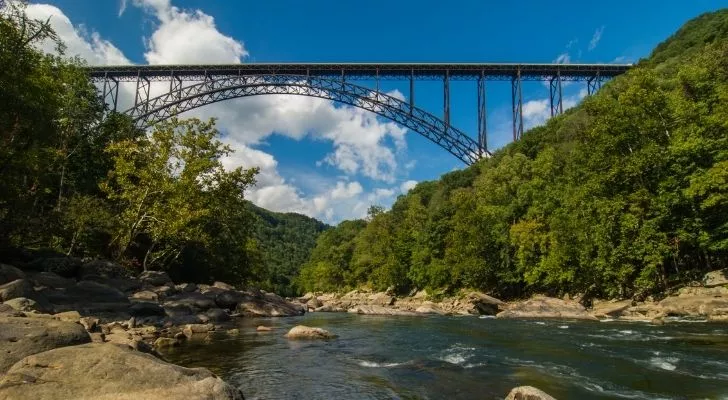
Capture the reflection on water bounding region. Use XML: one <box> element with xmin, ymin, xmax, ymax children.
<box><xmin>161</xmin><ymin>314</ymin><xmax>728</xmax><ymax>400</ymax></box>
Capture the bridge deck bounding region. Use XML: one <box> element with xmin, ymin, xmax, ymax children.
<box><xmin>85</xmin><ymin>63</ymin><xmax>631</xmax><ymax>82</ymax></box>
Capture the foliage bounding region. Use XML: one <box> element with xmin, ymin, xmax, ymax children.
<box><xmin>298</xmin><ymin>10</ymin><xmax>728</xmax><ymax>299</ymax></box>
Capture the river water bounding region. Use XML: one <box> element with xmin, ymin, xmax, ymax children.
<box><xmin>162</xmin><ymin>313</ymin><xmax>728</xmax><ymax>399</ymax></box>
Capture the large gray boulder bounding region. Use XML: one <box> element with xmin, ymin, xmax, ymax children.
<box><xmin>41</xmin><ymin>280</ymin><xmax>129</xmax><ymax>314</ymax></box>
<box><xmin>0</xmin><ymin>343</ymin><xmax>244</xmax><ymax>400</ymax></box>
<box><xmin>496</xmin><ymin>296</ymin><xmax>598</xmax><ymax>321</ymax></box>
<box><xmin>164</xmin><ymin>292</ymin><xmax>217</xmax><ymax>312</ymax></box>
<box><xmin>0</xmin><ymin>264</ymin><xmax>25</xmax><ymax>285</ymax></box>
<box><xmin>28</xmin><ymin>271</ymin><xmax>76</xmax><ymax>289</ymax></box>
<box><xmin>704</xmin><ymin>269</ymin><xmax>728</xmax><ymax>288</ymax></box>
<box><xmin>0</xmin><ymin>316</ymin><xmax>90</xmax><ymax>373</ymax></box>
<box><xmin>285</xmin><ymin>325</ymin><xmax>336</xmax><ymax>340</ymax></box>
<box><xmin>347</xmin><ymin>305</ymin><xmax>417</xmax><ymax>316</ymax></box>
<box><xmin>4</xmin><ymin>297</ymin><xmax>53</xmax><ymax>314</ymax></box>
<box><xmin>129</xmin><ymin>301</ymin><xmax>166</xmax><ymax>317</ymax></box>
<box><xmin>25</xmin><ymin>257</ymin><xmax>83</xmax><ymax>278</ymax></box>
<box><xmin>79</xmin><ymin>259</ymin><xmax>129</xmax><ymax>280</ymax></box>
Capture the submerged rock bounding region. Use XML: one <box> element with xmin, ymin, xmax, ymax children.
<box><xmin>284</xmin><ymin>325</ymin><xmax>335</xmax><ymax>340</ymax></box>
<box><xmin>0</xmin><ymin>343</ymin><xmax>244</xmax><ymax>400</ymax></box>
<box><xmin>0</xmin><ymin>316</ymin><xmax>91</xmax><ymax>373</ymax></box>
<box><xmin>505</xmin><ymin>386</ymin><xmax>557</xmax><ymax>400</ymax></box>
<box><xmin>496</xmin><ymin>296</ymin><xmax>598</xmax><ymax>321</ymax></box>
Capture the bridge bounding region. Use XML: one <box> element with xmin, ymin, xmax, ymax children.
<box><xmin>85</xmin><ymin>63</ymin><xmax>631</xmax><ymax>165</ymax></box>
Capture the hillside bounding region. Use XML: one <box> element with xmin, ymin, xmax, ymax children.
<box><xmin>297</xmin><ymin>10</ymin><xmax>728</xmax><ymax>300</ymax></box>
<box><xmin>247</xmin><ymin>202</ymin><xmax>329</xmax><ymax>296</ymax></box>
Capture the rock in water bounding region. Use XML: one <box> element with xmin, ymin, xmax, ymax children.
<box><xmin>0</xmin><ymin>343</ymin><xmax>244</xmax><ymax>400</ymax></box>
<box><xmin>496</xmin><ymin>296</ymin><xmax>598</xmax><ymax>321</ymax></box>
<box><xmin>284</xmin><ymin>325</ymin><xmax>335</xmax><ymax>340</ymax></box>
<box><xmin>0</xmin><ymin>316</ymin><xmax>91</xmax><ymax>373</ymax></box>
<box><xmin>505</xmin><ymin>386</ymin><xmax>557</xmax><ymax>400</ymax></box>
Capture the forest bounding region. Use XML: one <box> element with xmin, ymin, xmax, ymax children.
<box><xmin>297</xmin><ymin>10</ymin><xmax>728</xmax><ymax>300</ymax></box>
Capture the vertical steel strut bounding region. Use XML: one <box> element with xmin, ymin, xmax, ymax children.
<box><xmin>549</xmin><ymin>69</ymin><xmax>563</xmax><ymax>117</ymax></box>
<box><xmin>477</xmin><ymin>70</ymin><xmax>487</xmax><ymax>155</ymax></box>
<box><xmin>101</xmin><ymin>72</ymin><xmax>119</xmax><ymax>112</ymax></box>
<box><xmin>134</xmin><ymin>72</ymin><xmax>151</xmax><ymax>114</ymax></box>
<box><xmin>444</xmin><ymin>70</ymin><xmax>450</xmax><ymax>128</ymax></box>
<box><xmin>409</xmin><ymin>69</ymin><xmax>414</xmax><ymax>115</ymax></box>
<box><xmin>587</xmin><ymin>70</ymin><xmax>602</xmax><ymax>96</ymax></box>
<box><xmin>512</xmin><ymin>67</ymin><xmax>523</xmax><ymax>141</ymax></box>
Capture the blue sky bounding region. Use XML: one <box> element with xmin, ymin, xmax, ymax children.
<box><xmin>26</xmin><ymin>0</ymin><xmax>728</xmax><ymax>223</ymax></box>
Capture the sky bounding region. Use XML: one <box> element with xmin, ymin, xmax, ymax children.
<box><xmin>21</xmin><ymin>0</ymin><xmax>728</xmax><ymax>224</ymax></box>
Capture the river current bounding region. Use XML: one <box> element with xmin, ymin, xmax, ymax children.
<box><xmin>161</xmin><ymin>313</ymin><xmax>728</xmax><ymax>399</ymax></box>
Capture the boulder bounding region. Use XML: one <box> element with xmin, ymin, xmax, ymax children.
<box><xmin>465</xmin><ymin>291</ymin><xmax>506</xmax><ymax>315</ymax></box>
<box><xmin>164</xmin><ymin>292</ymin><xmax>217</xmax><ymax>312</ymax></box>
<box><xmin>132</xmin><ymin>290</ymin><xmax>160</xmax><ymax>302</ymax></box>
<box><xmin>496</xmin><ymin>296</ymin><xmax>598</xmax><ymax>321</ymax></box>
<box><xmin>236</xmin><ymin>292</ymin><xmax>305</xmax><ymax>317</ymax></box>
<box><xmin>154</xmin><ymin>337</ymin><xmax>180</xmax><ymax>349</ymax></box>
<box><xmin>203</xmin><ymin>308</ymin><xmax>230</xmax><ymax>323</ymax></box>
<box><xmin>415</xmin><ymin>302</ymin><xmax>447</xmax><ymax>315</ymax></box>
<box><xmin>183</xmin><ymin>323</ymin><xmax>214</xmax><ymax>338</ymax></box>
<box><xmin>140</xmin><ymin>270</ymin><xmax>173</xmax><ymax>287</ymax></box>
<box><xmin>0</xmin><ymin>316</ymin><xmax>91</xmax><ymax>373</ymax></box>
<box><xmin>79</xmin><ymin>317</ymin><xmax>99</xmax><ymax>332</ymax></box>
<box><xmin>0</xmin><ymin>279</ymin><xmax>33</xmax><ymax>302</ymax></box>
<box><xmin>314</xmin><ymin>304</ymin><xmax>346</xmax><ymax>312</ymax></box>
<box><xmin>25</xmin><ymin>257</ymin><xmax>82</xmax><ymax>278</ymax></box>
<box><xmin>4</xmin><ymin>297</ymin><xmax>52</xmax><ymax>314</ymax></box>
<box><xmin>285</xmin><ymin>325</ymin><xmax>335</xmax><ymax>340</ymax></box>
<box><xmin>42</xmin><ymin>280</ymin><xmax>129</xmax><ymax>314</ymax></box>
<box><xmin>307</xmin><ymin>297</ymin><xmax>322</xmax><ymax>308</ymax></box>
<box><xmin>0</xmin><ymin>264</ymin><xmax>25</xmax><ymax>285</ymax></box>
<box><xmin>256</xmin><ymin>325</ymin><xmax>272</xmax><ymax>332</ymax></box>
<box><xmin>176</xmin><ymin>283</ymin><xmax>198</xmax><ymax>293</ymax></box>
<box><xmin>659</xmin><ymin>287</ymin><xmax>728</xmax><ymax>316</ymax></box>
<box><xmin>704</xmin><ymin>269</ymin><xmax>728</xmax><ymax>288</ymax></box>
<box><xmin>130</xmin><ymin>301</ymin><xmax>166</xmax><ymax>317</ymax></box>
<box><xmin>215</xmin><ymin>290</ymin><xmax>245</xmax><ymax>310</ymax></box>
<box><xmin>590</xmin><ymin>299</ymin><xmax>633</xmax><ymax>318</ymax></box>
<box><xmin>29</xmin><ymin>271</ymin><xmax>75</xmax><ymax>289</ymax></box>
<box><xmin>367</xmin><ymin>292</ymin><xmax>395</xmax><ymax>306</ymax></box>
<box><xmin>505</xmin><ymin>386</ymin><xmax>557</xmax><ymax>400</ymax></box>
<box><xmin>152</xmin><ymin>285</ymin><xmax>177</xmax><ymax>298</ymax></box>
<box><xmin>347</xmin><ymin>305</ymin><xmax>417</xmax><ymax>316</ymax></box>
<box><xmin>83</xmin><ymin>276</ymin><xmax>143</xmax><ymax>293</ymax></box>
<box><xmin>213</xmin><ymin>281</ymin><xmax>236</xmax><ymax>291</ymax></box>
<box><xmin>0</xmin><ymin>343</ymin><xmax>244</xmax><ymax>399</ymax></box>
<box><xmin>53</xmin><ymin>310</ymin><xmax>82</xmax><ymax>322</ymax></box>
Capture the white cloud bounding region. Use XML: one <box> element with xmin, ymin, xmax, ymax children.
<box><xmin>118</xmin><ymin>0</ymin><xmax>127</xmax><ymax>17</ymax></box>
<box><xmin>400</xmin><ymin>180</ymin><xmax>417</xmax><ymax>194</ymax></box>
<box><xmin>589</xmin><ymin>26</ymin><xmax>604</xmax><ymax>51</ymax></box>
<box><xmin>24</xmin><ymin>4</ymin><xmax>130</xmax><ymax>65</ymax></box>
<box><xmin>24</xmin><ymin>1</ymin><xmax>414</xmax><ymax>223</ymax></box>
<box><xmin>554</xmin><ymin>53</ymin><xmax>571</xmax><ymax>64</ymax></box>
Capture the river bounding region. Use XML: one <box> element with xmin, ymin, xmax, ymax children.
<box><xmin>161</xmin><ymin>313</ymin><xmax>728</xmax><ymax>399</ymax></box>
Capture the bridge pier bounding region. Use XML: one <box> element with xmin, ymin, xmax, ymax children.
<box><xmin>587</xmin><ymin>71</ymin><xmax>603</xmax><ymax>96</ymax></box>
<box><xmin>549</xmin><ymin>70</ymin><xmax>563</xmax><ymax>117</ymax></box>
<box><xmin>477</xmin><ymin>72</ymin><xmax>487</xmax><ymax>155</ymax></box>
<box><xmin>134</xmin><ymin>73</ymin><xmax>151</xmax><ymax>114</ymax></box>
<box><xmin>511</xmin><ymin>68</ymin><xmax>524</xmax><ymax>142</ymax></box>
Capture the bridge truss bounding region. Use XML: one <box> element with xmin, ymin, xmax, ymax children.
<box><xmin>85</xmin><ymin>63</ymin><xmax>630</xmax><ymax>165</ymax></box>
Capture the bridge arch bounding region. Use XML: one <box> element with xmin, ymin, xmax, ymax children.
<box><xmin>123</xmin><ymin>75</ymin><xmax>485</xmax><ymax>165</ymax></box>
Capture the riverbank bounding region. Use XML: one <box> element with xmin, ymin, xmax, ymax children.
<box><xmin>296</xmin><ymin>268</ymin><xmax>728</xmax><ymax>323</ymax></box>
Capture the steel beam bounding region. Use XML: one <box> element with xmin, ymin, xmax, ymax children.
<box><xmin>409</xmin><ymin>69</ymin><xmax>414</xmax><ymax>115</ymax></box>
<box><xmin>477</xmin><ymin>72</ymin><xmax>487</xmax><ymax>155</ymax></box>
<box><xmin>587</xmin><ymin>70</ymin><xmax>602</xmax><ymax>96</ymax></box>
<box><xmin>134</xmin><ymin>73</ymin><xmax>151</xmax><ymax>113</ymax></box>
<box><xmin>512</xmin><ymin>68</ymin><xmax>523</xmax><ymax>141</ymax></box>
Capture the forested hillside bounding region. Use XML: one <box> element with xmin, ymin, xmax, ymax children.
<box><xmin>298</xmin><ymin>10</ymin><xmax>728</xmax><ymax>300</ymax></box>
<box><xmin>247</xmin><ymin>202</ymin><xmax>328</xmax><ymax>296</ymax></box>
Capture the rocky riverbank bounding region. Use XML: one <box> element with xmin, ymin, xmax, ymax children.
<box><xmin>296</xmin><ymin>269</ymin><xmax>728</xmax><ymax>323</ymax></box>
<box><xmin>0</xmin><ymin>256</ymin><xmax>308</xmax><ymax>399</ymax></box>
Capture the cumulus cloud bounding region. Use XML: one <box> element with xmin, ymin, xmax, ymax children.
<box><xmin>400</xmin><ymin>180</ymin><xmax>418</xmax><ymax>194</ymax></box>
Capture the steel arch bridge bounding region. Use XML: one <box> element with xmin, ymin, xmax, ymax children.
<box><xmin>85</xmin><ymin>63</ymin><xmax>631</xmax><ymax>165</ymax></box>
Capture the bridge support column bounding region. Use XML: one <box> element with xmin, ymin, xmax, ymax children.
<box><xmin>169</xmin><ymin>72</ymin><xmax>183</xmax><ymax>100</ymax></box>
<box><xmin>444</xmin><ymin>70</ymin><xmax>450</xmax><ymax>128</ymax></box>
<box><xmin>549</xmin><ymin>70</ymin><xmax>563</xmax><ymax>117</ymax></box>
<box><xmin>587</xmin><ymin>71</ymin><xmax>602</xmax><ymax>95</ymax></box>
<box><xmin>134</xmin><ymin>74</ymin><xmax>151</xmax><ymax>114</ymax></box>
<box><xmin>101</xmin><ymin>73</ymin><xmax>119</xmax><ymax>112</ymax></box>
<box><xmin>409</xmin><ymin>69</ymin><xmax>414</xmax><ymax>115</ymax></box>
<box><xmin>477</xmin><ymin>72</ymin><xmax>487</xmax><ymax>155</ymax></box>
<box><xmin>511</xmin><ymin>68</ymin><xmax>524</xmax><ymax>141</ymax></box>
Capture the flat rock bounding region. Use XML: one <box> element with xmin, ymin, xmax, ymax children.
<box><xmin>4</xmin><ymin>297</ymin><xmax>52</xmax><ymax>314</ymax></box>
<box><xmin>131</xmin><ymin>290</ymin><xmax>159</xmax><ymax>302</ymax></box>
<box><xmin>130</xmin><ymin>301</ymin><xmax>166</xmax><ymax>317</ymax></box>
<box><xmin>164</xmin><ymin>292</ymin><xmax>217</xmax><ymax>312</ymax></box>
<box><xmin>0</xmin><ymin>343</ymin><xmax>244</xmax><ymax>400</ymax></box>
<box><xmin>79</xmin><ymin>259</ymin><xmax>129</xmax><ymax>280</ymax></box>
<box><xmin>415</xmin><ymin>302</ymin><xmax>447</xmax><ymax>315</ymax></box>
<box><xmin>348</xmin><ymin>305</ymin><xmax>418</xmax><ymax>316</ymax></box>
<box><xmin>42</xmin><ymin>280</ymin><xmax>129</xmax><ymax>314</ymax></box>
<box><xmin>505</xmin><ymin>386</ymin><xmax>557</xmax><ymax>400</ymax></box>
<box><xmin>213</xmin><ymin>281</ymin><xmax>236</xmax><ymax>291</ymax></box>
<box><xmin>0</xmin><ymin>316</ymin><xmax>91</xmax><ymax>373</ymax></box>
<box><xmin>496</xmin><ymin>296</ymin><xmax>598</xmax><ymax>321</ymax></box>
<box><xmin>236</xmin><ymin>292</ymin><xmax>305</xmax><ymax>317</ymax></box>
<box><xmin>285</xmin><ymin>325</ymin><xmax>335</xmax><ymax>340</ymax></box>
<box><xmin>591</xmin><ymin>299</ymin><xmax>633</xmax><ymax>318</ymax></box>
<box><xmin>0</xmin><ymin>279</ymin><xmax>33</xmax><ymax>302</ymax></box>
